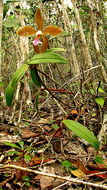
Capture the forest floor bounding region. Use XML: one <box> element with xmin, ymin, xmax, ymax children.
<box><xmin>0</xmin><ymin>91</ymin><xmax>107</xmax><ymax>190</ymax></box>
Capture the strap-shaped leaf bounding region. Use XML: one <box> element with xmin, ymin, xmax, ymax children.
<box><xmin>28</xmin><ymin>59</ymin><xmax>66</xmax><ymax>64</ymax></box>
<box><xmin>4</xmin><ymin>142</ymin><xmax>21</xmax><ymax>149</ymax></box>
<box><xmin>29</xmin><ymin>52</ymin><xmax>66</xmax><ymax>61</ymax></box>
<box><xmin>27</xmin><ymin>52</ymin><xmax>67</xmax><ymax>65</ymax></box>
<box><xmin>11</xmin><ymin>64</ymin><xmax>29</xmax><ymax>87</ymax></box>
<box><xmin>5</xmin><ymin>83</ymin><xmax>14</xmax><ymax>106</ymax></box>
<box><xmin>63</xmin><ymin>120</ymin><xmax>99</xmax><ymax>150</ymax></box>
<box><xmin>5</xmin><ymin>64</ymin><xmax>29</xmax><ymax>106</ymax></box>
<box><xmin>30</xmin><ymin>68</ymin><xmax>41</xmax><ymax>88</ymax></box>
<box><xmin>46</xmin><ymin>48</ymin><xmax>66</xmax><ymax>53</ymax></box>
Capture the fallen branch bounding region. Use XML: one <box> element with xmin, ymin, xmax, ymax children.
<box><xmin>0</xmin><ymin>164</ymin><xmax>107</xmax><ymax>189</ymax></box>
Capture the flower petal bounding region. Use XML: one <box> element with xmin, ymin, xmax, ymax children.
<box><xmin>33</xmin><ymin>45</ymin><xmax>40</xmax><ymax>54</ymax></box>
<box><xmin>33</xmin><ymin>38</ymin><xmax>42</xmax><ymax>46</ymax></box>
<box><xmin>43</xmin><ymin>26</ymin><xmax>62</xmax><ymax>36</ymax></box>
<box><xmin>41</xmin><ymin>36</ymin><xmax>49</xmax><ymax>52</ymax></box>
<box><xmin>35</xmin><ymin>8</ymin><xmax>44</xmax><ymax>31</ymax></box>
<box><xmin>17</xmin><ymin>26</ymin><xmax>36</xmax><ymax>36</ymax></box>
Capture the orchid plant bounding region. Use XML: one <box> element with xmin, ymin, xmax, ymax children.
<box><xmin>5</xmin><ymin>8</ymin><xmax>67</xmax><ymax>106</ymax></box>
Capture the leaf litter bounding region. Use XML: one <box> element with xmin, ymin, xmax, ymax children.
<box><xmin>0</xmin><ymin>93</ymin><xmax>107</xmax><ymax>190</ymax></box>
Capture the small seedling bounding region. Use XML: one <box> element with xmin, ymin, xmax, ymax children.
<box><xmin>94</xmin><ymin>155</ymin><xmax>104</xmax><ymax>164</ymax></box>
<box><xmin>22</xmin><ymin>176</ymin><xmax>31</xmax><ymax>187</ymax></box>
<box><xmin>4</xmin><ymin>141</ymin><xmax>33</xmax><ymax>163</ymax></box>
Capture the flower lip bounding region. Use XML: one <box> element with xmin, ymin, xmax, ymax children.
<box><xmin>33</xmin><ymin>38</ymin><xmax>42</xmax><ymax>46</ymax></box>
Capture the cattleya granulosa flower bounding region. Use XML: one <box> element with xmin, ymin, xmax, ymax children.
<box><xmin>17</xmin><ymin>8</ymin><xmax>62</xmax><ymax>53</ymax></box>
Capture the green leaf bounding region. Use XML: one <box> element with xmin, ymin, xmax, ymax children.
<box><xmin>11</xmin><ymin>64</ymin><xmax>29</xmax><ymax>88</ymax></box>
<box><xmin>35</xmin><ymin>90</ymin><xmax>39</xmax><ymax>112</ymax></box>
<box><xmin>4</xmin><ymin>142</ymin><xmax>21</xmax><ymax>149</ymax></box>
<box><xmin>94</xmin><ymin>156</ymin><xmax>104</xmax><ymax>164</ymax></box>
<box><xmin>18</xmin><ymin>141</ymin><xmax>24</xmax><ymax>149</ymax></box>
<box><xmin>6</xmin><ymin>151</ymin><xmax>22</xmax><ymax>155</ymax></box>
<box><xmin>0</xmin><ymin>81</ymin><xmax>4</xmax><ymax>88</ymax></box>
<box><xmin>71</xmin><ymin>24</ymin><xmax>78</xmax><ymax>28</ymax></box>
<box><xmin>5</xmin><ymin>83</ymin><xmax>14</xmax><ymax>106</ymax></box>
<box><xmin>27</xmin><ymin>52</ymin><xmax>67</xmax><ymax>65</ymax></box>
<box><xmin>22</xmin><ymin>176</ymin><xmax>30</xmax><ymax>181</ymax></box>
<box><xmin>98</xmin><ymin>87</ymin><xmax>105</xmax><ymax>93</ymax></box>
<box><xmin>14</xmin><ymin>8</ymin><xmax>32</xmax><ymax>14</ymax></box>
<box><xmin>30</xmin><ymin>68</ymin><xmax>41</xmax><ymax>87</ymax></box>
<box><xmin>46</xmin><ymin>48</ymin><xmax>66</xmax><ymax>53</ymax></box>
<box><xmin>25</xmin><ymin>181</ymin><xmax>31</xmax><ymax>186</ymax></box>
<box><xmin>62</xmin><ymin>160</ymin><xmax>72</xmax><ymax>168</ymax></box>
<box><xmin>52</xmin><ymin>124</ymin><xmax>59</xmax><ymax>129</ymax></box>
<box><xmin>3</xmin><ymin>3</ymin><xmax>9</xmax><ymax>19</ymax></box>
<box><xmin>28</xmin><ymin>52</ymin><xmax>66</xmax><ymax>61</ymax></box>
<box><xmin>63</xmin><ymin>120</ymin><xmax>99</xmax><ymax>150</ymax></box>
<box><xmin>3</xmin><ymin>17</ymin><xmax>20</xmax><ymax>28</ymax></box>
<box><xmin>27</xmin><ymin>108</ymin><xmax>34</xmax><ymax>112</ymax></box>
<box><xmin>14</xmin><ymin>156</ymin><xmax>20</xmax><ymax>161</ymax></box>
<box><xmin>4</xmin><ymin>173</ymin><xmax>10</xmax><ymax>176</ymax></box>
<box><xmin>103</xmin><ymin>25</ymin><xmax>107</xmax><ymax>29</ymax></box>
<box><xmin>5</xmin><ymin>64</ymin><xmax>29</xmax><ymax>106</ymax></box>
<box><xmin>24</xmin><ymin>154</ymin><xmax>31</xmax><ymax>162</ymax></box>
<box><xmin>29</xmin><ymin>59</ymin><xmax>66</xmax><ymax>64</ymax></box>
<box><xmin>95</xmin><ymin>97</ymin><xmax>105</xmax><ymax>108</ymax></box>
<box><xmin>24</xmin><ymin>122</ymin><xmax>30</xmax><ymax>126</ymax></box>
<box><xmin>90</xmin><ymin>88</ymin><xmax>95</xmax><ymax>95</ymax></box>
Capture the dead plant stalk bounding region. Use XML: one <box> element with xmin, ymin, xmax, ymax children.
<box><xmin>0</xmin><ymin>164</ymin><xmax>107</xmax><ymax>189</ymax></box>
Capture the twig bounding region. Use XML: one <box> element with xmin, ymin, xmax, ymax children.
<box><xmin>0</xmin><ymin>155</ymin><xmax>4</xmax><ymax>163</ymax></box>
<box><xmin>33</xmin><ymin>66</ymin><xmax>101</xmax><ymax>118</ymax></box>
<box><xmin>32</xmin><ymin>96</ymin><xmax>52</xmax><ymax>118</ymax></box>
<box><xmin>54</xmin><ymin>98</ymin><xmax>67</xmax><ymax>116</ymax></box>
<box><xmin>61</xmin><ymin>65</ymin><xmax>102</xmax><ymax>88</ymax></box>
<box><xmin>41</xmin><ymin>80</ymin><xmax>67</xmax><ymax>106</ymax></box>
<box><xmin>52</xmin><ymin>181</ymin><xmax>68</xmax><ymax>190</ymax></box>
<box><xmin>87</xmin><ymin>171</ymin><xmax>107</xmax><ymax>177</ymax></box>
<box><xmin>0</xmin><ymin>164</ymin><xmax>107</xmax><ymax>189</ymax></box>
<box><xmin>37</xmin><ymin>68</ymin><xmax>61</xmax><ymax>86</ymax></box>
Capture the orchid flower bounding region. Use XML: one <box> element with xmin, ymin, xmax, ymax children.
<box><xmin>17</xmin><ymin>8</ymin><xmax>62</xmax><ymax>53</ymax></box>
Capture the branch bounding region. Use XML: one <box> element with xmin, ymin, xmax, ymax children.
<box><xmin>0</xmin><ymin>164</ymin><xmax>107</xmax><ymax>189</ymax></box>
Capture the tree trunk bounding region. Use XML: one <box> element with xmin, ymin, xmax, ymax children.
<box><xmin>9</xmin><ymin>1</ymin><xmax>32</xmax><ymax>124</ymax></box>
<box><xmin>87</xmin><ymin>0</ymin><xmax>107</xmax><ymax>83</ymax></box>
<box><xmin>0</xmin><ymin>0</ymin><xmax>5</xmax><ymax>105</ymax></box>
<box><xmin>61</xmin><ymin>1</ymin><xmax>80</xmax><ymax>76</ymax></box>
<box><xmin>0</xmin><ymin>0</ymin><xmax>3</xmax><ymax>75</ymax></box>
<box><xmin>71</xmin><ymin>0</ymin><xmax>93</xmax><ymax>69</ymax></box>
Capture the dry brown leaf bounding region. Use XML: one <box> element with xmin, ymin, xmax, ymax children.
<box><xmin>52</xmin><ymin>179</ymin><xmax>65</xmax><ymax>189</ymax></box>
<box><xmin>37</xmin><ymin>118</ymin><xmax>48</xmax><ymax>124</ymax></box>
<box><xmin>40</xmin><ymin>175</ymin><xmax>54</xmax><ymax>190</ymax></box>
<box><xmin>0</xmin><ymin>132</ymin><xmax>20</xmax><ymax>143</ymax></box>
<box><xmin>35</xmin><ymin>166</ymin><xmax>55</xmax><ymax>189</ymax></box>
<box><xmin>28</xmin><ymin>186</ymin><xmax>39</xmax><ymax>190</ymax></box>
<box><xmin>20</xmin><ymin>127</ymin><xmax>38</xmax><ymax>139</ymax></box>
